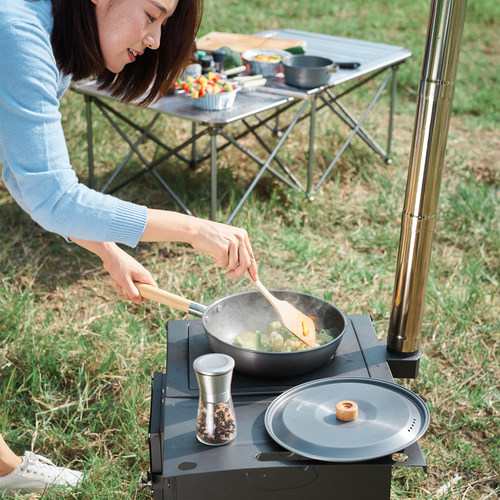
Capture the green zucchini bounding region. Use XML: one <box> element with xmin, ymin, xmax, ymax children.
<box><xmin>285</xmin><ymin>46</ymin><xmax>306</xmax><ymax>55</ymax></box>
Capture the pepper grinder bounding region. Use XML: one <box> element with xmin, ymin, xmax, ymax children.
<box><xmin>211</xmin><ymin>49</ymin><xmax>226</xmax><ymax>74</ymax></box>
<box><xmin>193</xmin><ymin>353</ymin><xmax>237</xmax><ymax>446</ymax></box>
<box><xmin>200</xmin><ymin>55</ymin><xmax>215</xmax><ymax>75</ymax></box>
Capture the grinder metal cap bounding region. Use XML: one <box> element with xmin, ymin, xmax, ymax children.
<box><xmin>193</xmin><ymin>353</ymin><xmax>235</xmax><ymax>403</ymax></box>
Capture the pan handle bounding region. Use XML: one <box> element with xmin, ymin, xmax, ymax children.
<box><xmin>135</xmin><ymin>283</ymin><xmax>206</xmax><ymax>318</ymax></box>
<box><xmin>337</xmin><ymin>62</ymin><xmax>361</xmax><ymax>69</ymax></box>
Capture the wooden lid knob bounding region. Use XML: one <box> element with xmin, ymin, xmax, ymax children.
<box><xmin>336</xmin><ymin>400</ymin><xmax>358</xmax><ymax>421</ymax></box>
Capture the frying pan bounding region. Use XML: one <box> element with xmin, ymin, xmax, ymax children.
<box><xmin>282</xmin><ymin>55</ymin><xmax>338</xmax><ymax>88</ymax></box>
<box><xmin>137</xmin><ymin>285</ymin><xmax>347</xmax><ymax>378</ymax></box>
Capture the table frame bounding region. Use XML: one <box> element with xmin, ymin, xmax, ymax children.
<box><xmin>73</xmin><ymin>82</ymin><xmax>301</xmax><ymax>221</ymax></box>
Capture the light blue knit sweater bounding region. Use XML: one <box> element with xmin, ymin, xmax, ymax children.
<box><xmin>0</xmin><ymin>0</ymin><xmax>148</xmax><ymax>247</ymax></box>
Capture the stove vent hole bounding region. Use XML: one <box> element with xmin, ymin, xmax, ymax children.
<box><xmin>408</xmin><ymin>418</ymin><xmax>417</xmax><ymax>432</ymax></box>
<box><xmin>178</xmin><ymin>461</ymin><xmax>197</xmax><ymax>471</ymax></box>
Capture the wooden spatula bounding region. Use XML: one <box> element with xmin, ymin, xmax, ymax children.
<box><xmin>251</xmin><ymin>279</ymin><xmax>316</xmax><ymax>347</ymax></box>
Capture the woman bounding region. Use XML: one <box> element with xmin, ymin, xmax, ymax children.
<box><xmin>0</xmin><ymin>0</ymin><xmax>258</xmax><ymax>492</ymax></box>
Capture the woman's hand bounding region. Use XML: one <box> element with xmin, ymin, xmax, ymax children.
<box><xmin>100</xmin><ymin>245</ymin><xmax>157</xmax><ymax>303</ymax></box>
<box><xmin>70</xmin><ymin>239</ymin><xmax>156</xmax><ymax>303</ymax></box>
<box><xmin>189</xmin><ymin>218</ymin><xmax>259</xmax><ymax>280</ymax></box>
<box><xmin>141</xmin><ymin>210</ymin><xmax>259</xmax><ymax>281</ymax></box>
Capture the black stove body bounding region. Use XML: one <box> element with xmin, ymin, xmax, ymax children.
<box><xmin>147</xmin><ymin>315</ymin><xmax>423</xmax><ymax>500</ymax></box>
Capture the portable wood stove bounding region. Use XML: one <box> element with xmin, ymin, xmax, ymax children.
<box><xmin>146</xmin><ymin>315</ymin><xmax>424</xmax><ymax>499</ymax></box>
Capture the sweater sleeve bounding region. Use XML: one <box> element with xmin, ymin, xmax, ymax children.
<box><xmin>0</xmin><ymin>11</ymin><xmax>148</xmax><ymax>248</ymax></box>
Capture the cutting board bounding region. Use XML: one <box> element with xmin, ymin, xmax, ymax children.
<box><xmin>196</xmin><ymin>32</ymin><xmax>306</xmax><ymax>54</ymax></box>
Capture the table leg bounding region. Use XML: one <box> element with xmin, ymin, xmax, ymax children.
<box><xmin>274</xmin><ymin>112</ymin><xmax>283</xmax><ymax>138</ymax></box>
<box><xmin>210</xmin><ymin>127</ymin><xmax>218</xmax><ymax>221</ymax></box>
<box><xmin>307</xmin><ymin>95</ymin><xmax>316</xmax><ymax>198</ymax></box>
<box><xmin>85</xmin><ymin>95</ymin><xmax>95</xmax><ymax>189</ymax></box>
<box><xmin>387</xmin><ymin>65</ymin><xmax>399</xmax><ymax>161</ymax></box>
<box><xmin>190</xmin><ymin>122</ymin><xmax>198</xmax><ymax>169</ymax></box>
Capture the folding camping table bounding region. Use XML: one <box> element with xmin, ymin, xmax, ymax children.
<box><xmin>71</xmin><ymin>30</ymin><xmax>411</xmax><ymax>223</ymax></box>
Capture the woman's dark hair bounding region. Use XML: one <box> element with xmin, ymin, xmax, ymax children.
<box><xmin>50</xmin><ymin>0</ymin><xmax>203</xmax><ymax>106</ymax></box>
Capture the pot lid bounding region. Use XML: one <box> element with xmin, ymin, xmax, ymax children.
<box><xmin>265</xmin><ymin>377</ymin><xmax>430</xmax><ymax>462</ymax></box>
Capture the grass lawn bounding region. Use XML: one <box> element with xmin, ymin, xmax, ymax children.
<box><xmin>0</xmin><ymin>0</ymin><xmax>498</xmax><ymax>498</ymax></box>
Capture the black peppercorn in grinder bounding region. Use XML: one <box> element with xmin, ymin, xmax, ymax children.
<box><xmin>193</xmin><ymin>353</ymin><xmax>237</xmax><ymax>446</ymax></box>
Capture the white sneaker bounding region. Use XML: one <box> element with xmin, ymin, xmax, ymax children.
<box><xmin>0</xmin><ymin>451</ymin><xmax>83</xmax><ymax>492</ymax></box>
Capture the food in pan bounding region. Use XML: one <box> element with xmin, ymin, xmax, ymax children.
<box><xmin>242</xmin><ymin>49</ymin><xmax>290</xmax><ymax>77</ymax></box>
<box><xmin>233</xmin><ymin>320</ymin><xmax>333</xmax><ymax>352</ymax></box>
<box><xmin>253</xmin><ymin>53</ymin><xmax>283</xmax><ymax>63</ymax></box>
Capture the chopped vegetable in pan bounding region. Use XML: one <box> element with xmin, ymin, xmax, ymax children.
<box><xmin>254</xmin><ymin>54</ymin><xmax>282</xmax><ymax>63</ymax></box>
<box><xmin>233</xmin><ymin>320</ymin><xmax>333</xmax><ymax>352</ymax></box>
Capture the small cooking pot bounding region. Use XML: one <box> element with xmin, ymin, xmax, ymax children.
<box><xmin>137</xmin><ymin>285</ymin><xmax>346</xmax><ymax>378</ymax></box>
<box><xmin>282</xmin><ymin>55</ymin><xmax>338</xmax><ymax>88</ymax></box>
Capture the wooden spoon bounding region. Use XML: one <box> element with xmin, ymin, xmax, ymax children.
<box><xmin>251</xmin><ymin>279</ymin><xmax>316</xmax><ymax>347</ymax></box>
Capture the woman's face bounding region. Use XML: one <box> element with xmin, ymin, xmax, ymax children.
<box><xmin>91</xmin><ymin>0</ymin><xmax>179</xmax><ymax>73</ymax></box>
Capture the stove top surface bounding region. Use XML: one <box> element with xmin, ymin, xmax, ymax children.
<box><xmin>165</xmin><ymin>314</ymin><xmax>394</xmax><ymax>398</ymax></box>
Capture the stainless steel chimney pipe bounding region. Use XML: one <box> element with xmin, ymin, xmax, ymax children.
<box><xmin>387</xmin><ymin>0</ymin><xmax>468</xmax><ymax>355</ymax></box>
